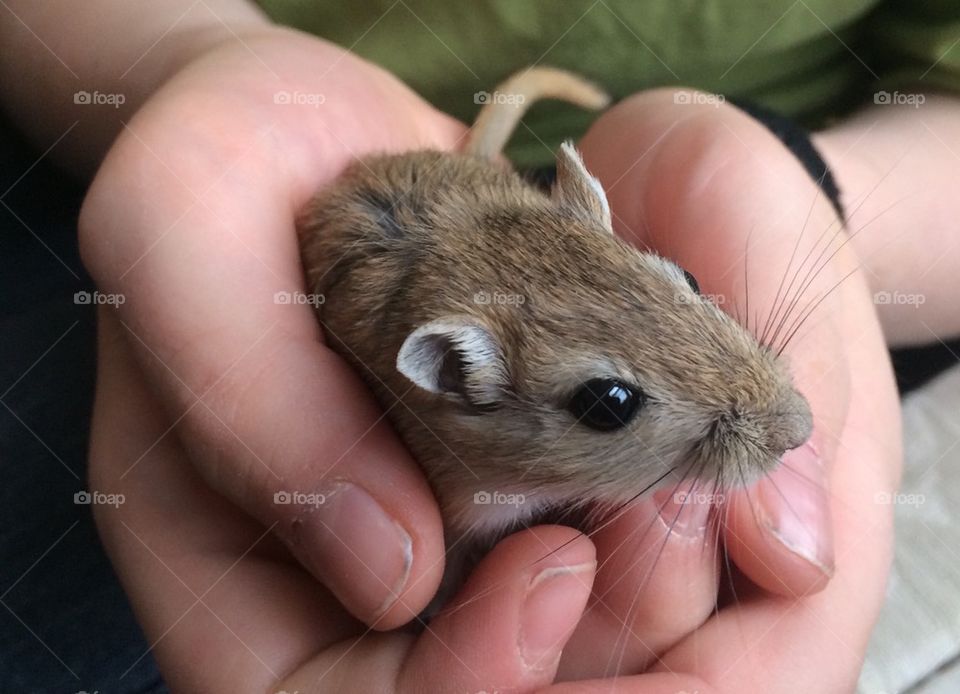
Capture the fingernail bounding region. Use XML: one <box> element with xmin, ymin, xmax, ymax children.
<box><xmin>758</xmin><ymin>442</ymin><xmax>834</xmax><ymax>577</ymax></box>
<box><xmin>286</xmin><ymin>481</ymin><xmax>412</xmax><ymax>620</ymax></box>
<box><xmin>652</xmin><ymin>485</ymin><xmax>714</xmax><ymax>538</ymax></box>
<box><xmin>518</xmin><ymin>562</ymin><xmax>594</xmax><ymax>671</ymax></box>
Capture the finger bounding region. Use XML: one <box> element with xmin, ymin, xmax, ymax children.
<box><xmin>89</xmin><ymin>310</ymin><xmax>360</xmax><ymax>693</ymax></box>
<box><xmin>647</xmin><ymin>304</ymin><xmax>898</xmax><ymax>692</ymax></box>
<box><xmin>578</xmin><ymin>89</ymin><xmax>851</xmax><ymax>596</ymax></box>
<box><xmin>558</xmin><ymin>488</ymin><xmax>719</xmax><ymax>680</ymax></box>
<box><xmin>723</xmin><ymin>293</ymin><xmax>848</xmax><ymax>596</ymax></box>
<box><xmin>276</xmin><ymin>526</ymin><xmax>596</xmax><ymax>693</ymax></box>
<box><xmin>723</xmin><ymin>441</ymin><xmax>834</xmax><ymax>596</ymax></box>
<box><xmin>653</xmin><ymin>484</ymin><xmax>889</xmax><ymax>692</ymax></box>
<box><xmin>78</xmin><ymin>40</ymin><xmax>465</xmax><ymax>627</ymax></box>
<box><xmin>546</xmin><ymin>672</ymin><xmax>717</xmax><ymax>694</ymax></box>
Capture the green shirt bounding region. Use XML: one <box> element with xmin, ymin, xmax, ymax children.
<box><xmin>255</xmin><ymin>0</ymin><xmax>960</xmax><ymax>168</ymax></box>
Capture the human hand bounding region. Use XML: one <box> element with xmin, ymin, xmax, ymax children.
<box><xmin>539</xmin><ymin>89</ymin><xmax>901</xmax><ymax>691</ymax></box>
<box><xmin>79</xmin><ymin>28</ymin><xmax>466</xmax><ymax>629</ymax></box>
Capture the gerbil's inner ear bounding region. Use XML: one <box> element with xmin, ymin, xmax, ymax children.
<box><xmin>552</xmin><ymin>141</ymin><xmax>613</xmax><ymax>233</ymax></box>
<box><xmin>396</xmin><ymin>316</ymin><xmax>507</xmax><ymax>407</ymax></box>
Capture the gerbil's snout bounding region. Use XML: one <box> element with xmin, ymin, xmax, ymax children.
<box><xmin>708</xmin><ymin>380</ymin><xmax>813</xmax><ymax>480</ymax></box>
<box><xmin>767</xmin><ymin>387</ymin><xmax>814</xmax><ymax>454</ymax></box>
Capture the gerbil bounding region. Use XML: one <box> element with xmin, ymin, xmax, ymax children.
<box><xmin>297</xmin><ymin>66</ymin><xmax>812</xmax><ymax>605</ymax></box>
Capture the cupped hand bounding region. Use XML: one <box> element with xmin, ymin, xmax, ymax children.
<box><xmin>543</xmin><ymin>90</ymin><xmax>902</xmax><ymax>690</ymax></box>
<box><xmin>79</xmin><ymin>28</ymin><xmax>466</xmax><ymax>630</ymax></box>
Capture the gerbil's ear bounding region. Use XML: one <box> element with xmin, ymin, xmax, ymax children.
<box><xmin>552</xmin><ymin>141</ymin><xmax>612</xmax><ymax>233</ymax></box>
<box><xmin>397</xmin><ymin>316</ymin><xmax>507</xmax><ymax>407</ymax></box>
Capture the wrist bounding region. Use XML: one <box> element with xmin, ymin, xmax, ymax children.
<box><xmin>812</xmin><ymin>101</ymin><xmax>960</xmax><ymax>346</ymax></box>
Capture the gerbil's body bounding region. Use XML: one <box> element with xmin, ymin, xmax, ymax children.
<box><xmin>298</xmin><ymin>68</ymin><xmax>812</xmax><ymax>595</ymax></box>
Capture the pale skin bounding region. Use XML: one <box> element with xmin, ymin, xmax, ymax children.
<box><xmin>1</xmin><ymin>1</ymin><xmax>956</xmax><ymax>691</ymax></box>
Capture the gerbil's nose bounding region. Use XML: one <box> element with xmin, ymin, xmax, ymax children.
<box><xmin>767</xmin><ymin>388</ymin><xmax>813</xmax><ymax>455</ymax></box>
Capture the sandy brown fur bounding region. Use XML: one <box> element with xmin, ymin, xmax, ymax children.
<box><xmin>297</xmin><ymin>68</ymin><xmax>811</xmax><ymax>596</ymax></box>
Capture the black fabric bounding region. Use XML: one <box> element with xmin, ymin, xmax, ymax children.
<box><xmin>0</xmin><ymin>113</ymin><xmax>166</xmax><ymax>693</ymax></box>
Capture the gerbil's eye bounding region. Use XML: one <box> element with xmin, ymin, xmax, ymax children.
<box><xmin>682</xmin><ymin>269</ymin><xmax>700</xmax><ymax>294</ymax></box>
<box><xmin>567</xmin><ymin>378</ymin><xmax>644</xmax><ymax>431</ymax></box>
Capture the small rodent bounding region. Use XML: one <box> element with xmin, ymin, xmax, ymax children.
<box><xmin>298</xmin><ymin>67</ymin><xmax>812</xmax><ymax>606</ymax></box>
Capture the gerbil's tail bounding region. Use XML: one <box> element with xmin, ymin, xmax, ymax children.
<box><xmin>464</xmin><ymin>66</ymin><xmax>610</xmax><ymax>159</ymax></box>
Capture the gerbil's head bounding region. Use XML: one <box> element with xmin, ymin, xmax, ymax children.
<box><xmin>393</xmin><ymin>143</ymin><xmax>812</xmax><ymax>526</ymax></box>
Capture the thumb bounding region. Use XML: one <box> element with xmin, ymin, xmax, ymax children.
<box><xmin>103</xmin><ymin>300</ymin><xmax>445</xmax><ymax>628</ymax></box>
<box><xmin>275</xmin><ymin>526</ymin><xmax>596</xmax><ymax>693</ymax></box>
<box><xmin>724</xmin><ymin>440</ymin><xmax>835</xmax><ymax>596</ymax></box>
